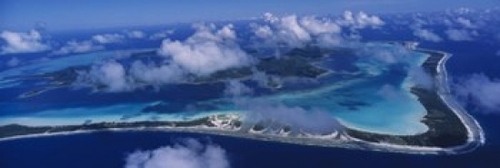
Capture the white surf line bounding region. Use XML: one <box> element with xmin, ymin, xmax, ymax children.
<box><xmin>0</xmin><ymin>116</ymin><xmax>466</xmax><ymax>155</ymax></box>
<box><xmin>417</xmin><ymin>49</ymin><xmax>485</xmax><ymax>152</ymax></box>
<box><xmin>437</xmin><ymin>52</ymin><xmax>485</xmax><ymax>147</ymax></box>
<box><xmin>338</xmin><ymin>49</ymin><xmax>485</xmax><ymax>155</ymax></box>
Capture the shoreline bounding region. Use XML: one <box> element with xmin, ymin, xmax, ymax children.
<box><xmin>432</xmin><ymin>50</ymin><xmax>485</xmax><ymax>151</ymax></box>
<box><xmin>0</xmin><ymin>121</ymin><xmax>465</xmax><ymax>155</ymax></box>
<box><xmin>0</xmin><ymin>46</ymin><xmax>485</xmax><ymax>155</ymax></box>
<box><xmin>344</xmin><ymin>49</ymin><xmax>484</xmax><ymax>154</ymax></box>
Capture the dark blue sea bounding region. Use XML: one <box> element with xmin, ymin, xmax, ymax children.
<box><xmin>1</xmin><ymin>16</ymin><xmax>500</xmax><ymax>168</ymax></box>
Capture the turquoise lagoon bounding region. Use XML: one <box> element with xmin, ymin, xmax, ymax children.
<box><xmin>0</xmin><ymin>43</ymin><xmax>430</xmax><ymax>136</ymax></box>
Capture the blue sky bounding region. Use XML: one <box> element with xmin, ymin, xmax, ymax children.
<box><xmin>0</xmin><ymin>0</ymin><xmax>498</xmax><ymax>31</ymax></box>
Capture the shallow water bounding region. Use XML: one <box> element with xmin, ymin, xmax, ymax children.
<box><xmin>0</xmin><ymin>43</ymin><xmax>430</xmax><ymax>135</ymax></box>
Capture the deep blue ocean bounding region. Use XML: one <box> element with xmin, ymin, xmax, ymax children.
<box><xmin>1</xmin><ymin>15</ymin><xmax>500</xmax><ymax>168</ymax></box>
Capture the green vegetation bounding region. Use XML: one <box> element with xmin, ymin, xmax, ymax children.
<box><xmin>346</xmin><ymin>51</ymin><xmax>468</xmax><ymax>148</ymax></box>
<box><xmin>0</xmin><ymin>117</ymin><xmax>221</xmax><ymax>139</ymax></box>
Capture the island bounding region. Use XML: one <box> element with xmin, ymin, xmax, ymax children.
<box><xmin>0</xmin><ymin>42</ymin><xmax>485</xmax><ymax>155</ymax></box>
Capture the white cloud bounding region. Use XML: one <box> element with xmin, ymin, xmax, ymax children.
<box><xmin>357</xmin><ymin>43</ymin><xmax>411</xmax><ymax>65</ymax></box>
<box><xmin>254</xmin><ymin>11</ymin><xmax>383</xmax><ymax>47</ymax></box>
<box><xmin>158</xmin><ymin>24</ymin><xmax>253</xmax><ymax>76</ymax></box>
<box><xmin>410</xmin><ymin>15</ymin><xmax>444</xmax><ymax>43</ymax></box>
<box><xmin>91</xmin><ymin>61</ymin><xmax>129</xmax><ymax>92</ymax></box>
<box><xmin>215</xmin><ymin>24</ymin><xmax>237</xmax><ymax>40</ymax></box>
<box><xmin>337</xmin><ymin>11</ymin><xmax>385</xmax><ymax>29</ymax></box>
<box><xmin>76</xmin><ymin>61</ymin><xmax>131</xmax><ymax>92</ymax></box>
<box><xmin>453</xmin><ymin>7</ymin><xmax>473</xmax><ymax>15</ymax></box>
<box><xmin>126</xmin><ymin>30</ymin><xmax>146</xmax><ymax>39</ymax></box>
<box><xmin>150</xmin><ymin>30</ymin><xmax>175</xmax><ymax>40</ymax></box>
<box><xmin>413</xmin><ymin>28</ymin><xmax>442</xmax><ymax>42</ymax></box>
<box><xmin>456</xmin><ymin>17</ymin><xmax>475</xmax><ymax>28</ymax></box>
<box><xmin>52</xmin><ymin>40</ymin><xmax>104</xmax><ymax>55</ymax></box>
<box><xmin>300</xmin><ymin>16</ymin><xmax>342</xmax><ymax>35</ymax></box>
<box><xmin>496</xmin><ymin>50</ymin><xmax>500</xmax><ymax>56</ymax></box>
<box><xmin>254</xmin><ymin>13</ymin><xmax>343</xmax><ymax>47</ymax></box>
<box><xmin>455</xmin><ymin>73</ymin><xmax>500</xmax><ymax>114</ymax></box>
<box><xmin>129</xmin><ymin>60</ymin><xmax>185</xmax><ymax>86</ymax></box>
<box><xmin>76</xmin><ymin>60</ymin><xmax>187</xmax><ymax>92</ymax></box>
<box><xmin>92</xmin><ymin>33</ymin><xmax>125</xmax><ymax>44</ymax></box>
<box><xmin>186</xmin><ymin>24</ymin><xmax>237</xmax><ymax>42</ymax></box>
<box><xmin>445</xmin><ymin>29</ymin><xmax>475</xmax><ymax>41</ymax></box>
<box><xmin>77</xmin><ymin>24</ymin><xmax>254</xmax><ymax>92</ymax></box>
<box><xmin>277</xmin><ymin>15</ymin><xmax>312</xmax><ymax>42</ymax></box>
<box><xmin>124</xmin><ymin>138</ymin><xmax>230</xmax><ymax>168</ymax></box>
<box><xmin>242</xmin><ymin>102</ymin><xmax>343</xmax><ymax>134</ymax></box>
<box><xmin>160</xmin><ymin>41</ymin><xmax>249</xmax><ymax>76</ymax></box>
<box><xmin>409</xmin><ymin>15</ymin><xmax>428</xmax><ymax>29</ymax></box>
<box><xmin>0</xmin><ymin>29</ymin><xmax>50</xmax><ymax>54</ymax></box>
<box><xmin>408</xmin><ymin>67</ymin><xmax>434</xmax><ymax>89</ymax></box>
<box><xmin>251</xmin><ymin>25</ymin><xmax>273</xmax><ymax>39</ymax></box>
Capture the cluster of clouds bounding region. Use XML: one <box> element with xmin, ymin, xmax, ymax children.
<box><xmin>128</xmin><ymin>60</ymin><xmax>185</xmax><ymax>87</ymax></box>
<box><xmin>0</xmin><ymin>29</ymin><xmax>151</xmax><ymax>56</ymax></box>
<box><xmin>237</xmin><ymin>100</ymin><xmax>343</xmax><ymax>134</ymax></box>
<box><xmin>337</xmin><ymin>11</ymin><xmax>385</xmax><ymax>40</ymax></box>
<box><xmin>71</xmin><ymin>11</ymin><xmax>391</xmax><ymax>93</ymax></box>
<box><xmin>212</xmin><ymin>58</ymin><xmax>343</xmax><ymax>135</ymax></box>
<box><xmin>77</xmin><ymin>24</ymin><xmax>254</xmax><ymax>92</ymax></box>
<box><xmin>454</xmin><ymin>73</ymin><xmax>500</xmax><ymax>114</ymax></box>
<box><xmin>0</xmin><ymin>29</ymin><xmax>50</xmax><ymax>54</ymax></box>
<box><xmin>252</xmin><ymin>13</ymin><xmax>341</xmax><ymax>47</ymax></box>
<box><xmin>376</xmin><ymin>67</ymin><xmax>434</xmax><ymax>100</ymax></box>
<box><xmin>124</xmin><ymin>138</ymin><xmax>230</xmax><ymax>168</ymax></box>
<box><xmin>413</xmin><ymin>28</ymin><xmax>443</xmax><ymax>42</ymax></box>
<box><xmin>76</xmin><ymin>61</ymin><xmax>130</xmax><ymax>92</ymax></box>
<box><xmin>443</xmin><ymin>16</ymin><xmax>479</xmax><ymax>41</ymax></box>
<box><xmin>125</xmin><ymin>30</ymin><xmax>147</xmax><ymax>39</ymax></box>
<box><xmin>214</xmin><ymin>57</ymin><xmax>343</xmax><ymax>135</ymax></box>
<box><xmin>159</xmin><ymin>24</ymin><xmax>253</xmax><ymax>76</ymax></box>
<box><xmin>354</xmin><ymin>43</ymin><xmax>426</xmax><ymax>77</ymax></box>
<box><xmin>53</xmin><ymin>31</ymin><xmax>148</xmax><ymax>55</ymax></box>
<box><xmin>251</xmin><ymin>11</ymin><xmax>384</xmax><ymax>48</ymax></box>
<box><xmin>1</xmin><ymin>10</ymin><xmax>385</xmax><ymax>56</ymax></box>
<box><xmin>149</xmin><ymin>30</ymin><xmax>175</xmax><ymax>40</ymax></box>
<box><xmin>355</xmin><ymin>43</ymin><xmax>435</xmax><ymax>99</ymax></box>
<box><xmin>52</xmin><ymin>30</ymin><xmax>151</xmax><ymax>56</ymax></box>
<box><xmin>410</xmin><ymin>11</ymin><xmax>482</xmax><ymax>42</ymax></box>
<box><xmin>358</xmin><ymin>43</ymin><xmax>412</xmax><ymax>65</ymax></box>
<box><xmin>52</xmin><ymin>40</ymin><xmax>104</xmax><ymax>55</ymax></box>
<box><xmin>455</xmin><ymin>17</ymin><xmax>476</xmax><ymax>29</ymax></box>
<box><xmin>252</xmin><ymin>104</ymin><xmax>342</xmax><ymax>134</ymax></box>
<box><xmin>403</xmin><ymin>9</ymin><xmax>500</xmax><ymax>116</ymax></box>
<box><xmin>445</xmin><ymin>29</ymin><xmax>477</xmax><ymax>41</ymax></box>
<box><xmin>337</xmin><ymin>11</ymin><xmax>385</xmax><ymax>29</ymax></box>
<box><xmin>410</xmin><ymin>16</ymin><xmax>443</xmax><ymax>42</ymax></box>
<box><xmin>92</xmin><ymin>33</ymin><xmax>125</xmax><ymax>44</ymax></box>
<box><xmin>408</xmin><ymin>67</ymin><xmax>434</xmax><ymax>89</ymax></box>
